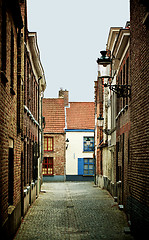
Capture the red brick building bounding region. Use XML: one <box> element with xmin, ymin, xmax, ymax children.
<box><xmin>112</xmin><ymin>27</ymin><xmax>131</xmax><ymax>208</ymax></box>
<box><xmin>95</xmin><ymin>25</ymin><xmax>130</xmax><ymax>204</ymax></box>
<box><xmin>43</xmin><ymin>97</ymin><xmax>66</xmax><ymax>181</ymax></box>
<box><xmin>0</xmin><ymin>1</ymin><xmax>46</xmax><ymax>238</ymax></box>
<box><xmin>0</xmin><ymin>0</ymin><xmax>23</xmax><ymax>238</ymax></box>
<box><xmin>94</xmin><ymin>74</ymin><xmax>104</xmax><ymax>179</ymax></box>
<box><xmin>128</xmin><ymin>0</ymin><xmax>149</xmax><ymax>236</ymax></box>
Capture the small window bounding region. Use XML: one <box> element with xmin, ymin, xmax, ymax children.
<box><xmin>42</xmin><ymin>157</ymin><xmax>53</xmax><ymax>175</ymax></box>
<box><xmin>44</xmin><ymin>137</ymin><xmax>53</xmax><ymax>151</ymax></box>
<box><xmin>83</xmin><ymin>137</ymin><xmax>94</xmax><ymax>152</ymax></box>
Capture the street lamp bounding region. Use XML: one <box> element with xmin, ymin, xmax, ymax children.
<box><xmin>97</xmin><ymin>50</ymin><xmax>131</xmax><ymax>98</ymax></box>
<box><xmin>97</xmin><ymin>114</ymin><xmax>104</xmax><ymax>127</ymax></box>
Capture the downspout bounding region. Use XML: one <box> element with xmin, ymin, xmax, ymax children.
<box><xmin>38</xmin><ymin>76</ymin><xmax>42</xmax><ymax>159</ymax></box>
<box><xmin>41</xmin><ymin>95</ymin><xmax>43</xmax><ymax>163</ymax></box>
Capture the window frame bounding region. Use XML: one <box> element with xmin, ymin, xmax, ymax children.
<box><xmin>44</xmin><ymin>137</ymin><xmax>53</xmax><ymax>152</ymax></box>
<box><xmin>83</xmin><ymin>158</ymin><xmax>94</xmax><ymax>176</ymax></box>
<box><xmin>42</xmin><ymin>157</ymin><xmax>54</xmax><ymax>176</ymax></box>
<box><xmin>83</xmin><ymin>136</ymin><xmax>94</xmax><ymax>152</ymax></box>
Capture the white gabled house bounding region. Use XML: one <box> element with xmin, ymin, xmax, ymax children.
<box><xmin>65</xmin><ymin>102</ymin><xmax>95</xmax><ymax>181</ymax></box>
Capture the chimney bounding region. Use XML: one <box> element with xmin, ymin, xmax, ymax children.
<box><xmin>59</xmin><ymin>88</ymin><xmax>69</xmax><ymax>107</ymax></box>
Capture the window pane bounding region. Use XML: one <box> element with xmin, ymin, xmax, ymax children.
<box><xmin>48</xmin><ymin>167</ymin><xmax>53</xmax><ymax>175</ymax></box>
<box><xmin>84</xmin><ymin>164</ymin><xmax>88</xmax><ymax>170</ymax></box>
<box><xmin>84</xmin><ymin>159</ymin><xmax>88</xmax><ymax>163</ymax></box>
<box><xmin>84</xmin><ymin>170</ymin><xmax>88</xmax><ymax>175</ymax></box>
<box><xmin>89</xmin><ymin>170</ymin><xmax>94</xmax><ymax>175</ymax></box>
<box><xmin>89</xmin><ymin>159</ymin><xmax>94</xmax><ymax>164</ymax></box>
<box><xmin>44</xmin><ymin>138</ymin><xmax>47</xmax><ymax>151</ymax></box>
<box><xmin>42</xmin><ymin>168</ymin><xmax>47</xmax><ymax>175</ymax></box>
<box><xmin>48</xmin><ymin>138</ymin><xmax>53</xmax><ymax>151</ymax></box>
<box><xmin>89</xmin><ymin>165</ymin><xmax>93</xmax><ymax>170</ymax></box>
<box><xmin>48</xmin><ymin>158</ymin><xmax>53</xmax><ymax>164</ymax></box>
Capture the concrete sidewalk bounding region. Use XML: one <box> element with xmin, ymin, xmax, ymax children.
<box><xmin>14</xmin><ymin>182</ymin><xmax>134</xmax><ymax>240</ymax></box>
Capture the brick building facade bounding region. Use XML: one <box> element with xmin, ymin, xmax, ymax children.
<box><xmin>0</xmin><ymin>1</ymin><xmax>46</xmax><ymax>238</ymax></box>
<box><xmin>112</xmin><ymin>27</ymin><xmax>131</xmax><ymax>208</ymax></box>
<box><xmin>95</xmin><ymin>1</ymin><xmax>149</xmax><ymax>236</ymax></box>
<box><xmin>95</xmin><ymin>25</ymin><xmax>130</xmax><ymax>204</ymax></box>
<box><xmin>94</xmin><ymin>74</ymin><xmax>103</xmax><ymax>179</ymax></box>
<box><xmin>43</xmin><ymin>97</ymin><xmax>66</xmax><ymax>181</ymax></box>
<box><xmin>128</xmin><ymin>0</ymin><xmax>149</xmax><ymax>236</ymax></box>
<box><xmin>0</xmin><ymin>0</ymin><xmax>23</xmax><ymax>238</ymax></box>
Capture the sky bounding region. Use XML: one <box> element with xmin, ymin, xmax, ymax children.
<box><xmin>27</xmin><ymin>0</ymin><xmax>130</xmax><ymax>102</ymax></box>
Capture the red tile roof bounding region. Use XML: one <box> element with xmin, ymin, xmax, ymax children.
<box><xmin>66</xmin><ymin>102</ymin><xmax>95</xmax><ymax>130</ymax></box>
<box><xmin>43</xmin><ymin>98</ymin><xmax>65</xmax><ymax>133</ymax></box>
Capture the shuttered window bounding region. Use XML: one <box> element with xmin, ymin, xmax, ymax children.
<box><xmin>78</xmin><ymin>158</ymin><xmax>94</xmax><ymax>176</ymax></box>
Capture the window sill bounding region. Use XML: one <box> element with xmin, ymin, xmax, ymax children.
<box><xmin>43</xmin><ymin>174</ymin><xmax>54</xmax><ymax>176</ymax></box>
<box><xmin>83</xmin><ymin>151</ymin><xmax>94</xmax><ymax>153</ymax></box>
<box><xmin>83</xmin><ymin>175</ymin><xmax>94</xmax><ymax>177</ymax></box>
<box><xmin>44</xmin><ymin>150</ymin><xmax>54</xmax><ymax>153</ymax></box>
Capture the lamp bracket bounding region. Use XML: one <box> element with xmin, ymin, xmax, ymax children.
<box><xmin>103</xmin><ymin>129</ymin><xmax>111</xmax><ymax>135</ymax></box>
<box><xmin>109</xmin><ymin>84</ymin><xmax>131</xmax><ymax>98</ymax></box>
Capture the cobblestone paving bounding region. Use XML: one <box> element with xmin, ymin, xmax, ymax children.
<box><xmin>14</xmin><ymin>182</ymin><xmax>134</xmax><ymax>240</ymax></box>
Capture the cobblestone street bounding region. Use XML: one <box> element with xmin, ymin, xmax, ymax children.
<box><xmin>14</xmin><ymin>182</ymin><xmax>134</xmax><ymax>240</ymax></box>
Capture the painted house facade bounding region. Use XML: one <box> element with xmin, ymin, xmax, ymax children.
<box><xmin>66</xmin><ymin>102</ymin><xmax>95</xmax><ymax>181</ymax></box>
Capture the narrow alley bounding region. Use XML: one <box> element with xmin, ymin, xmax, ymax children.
<box><xmin>14</xmin><ymin>182</ymin><xmax>134</xmax><ymax>240</ymax></box>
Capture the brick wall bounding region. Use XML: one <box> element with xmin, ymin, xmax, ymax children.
<box><xmin>0</xmin><ymin>0</ymin><xmax>23</xmax><ymax>236</ymax></box>
<box><xmin>44</xmin><ymin>134</ymin><xmax>65</xmax><ymax>177</ymax></box>
<box><xmin>129</xmin><ymin>0</ymin><xmax>149</xmax><ymax>236</ymax></box>
<box><xmin>115</xmin><ymin>48</ymin><xmax>131</xmax><ymax>207</ymax></box>
<box><xmin>94</xmin><ymin>77</ymin><xmax>103</xmax><ymax>177</ymax></box>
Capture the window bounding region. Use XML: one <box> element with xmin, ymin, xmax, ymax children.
<box><xmin>83</xmin><ymin>137</ymin><xmax>94</xmax><ymax>152</ymax></box>
<box><xmin>44</xmin><ymin>137</ymin><xmax>53</xmax><ymax>151</ymax></box>
<box><xmin>78</xmin><ymin>158</ymin><xmax>94</xmax><ymax>176</ymax></box>
<box><xmin>42</xmin><ymin>157</ymin><xmax>53</xmax><ymax>175</ymax></box>
<box><xmin>84</xmin><ymin>158</ymin><xmax>94</xmax><ymax>175</ymax></box>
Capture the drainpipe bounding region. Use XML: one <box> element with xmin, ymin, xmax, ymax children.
<box><xmin>41</xmin><ymin>93</ymin><xmax>45</xmax><ymax>164</ymax></box>
<box><xmin>38</xmin><ymin>76</ymin><xmax>42</xmax><ymax>159</ymax></box>
<box><xmin>37</xmin><ymin>76</ymin><xmax>42</xmax><ymax>191</ymax></box>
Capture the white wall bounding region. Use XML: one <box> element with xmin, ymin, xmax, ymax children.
<box><xmin>66</xmin><ymin>131</ymin><xmax>94</xmax><ymax>175</ymax></box>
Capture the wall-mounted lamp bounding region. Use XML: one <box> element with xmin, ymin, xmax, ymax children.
<box><xmin>65</xmin><ymin>138</ymin><xmax>69</xmax><ymax>150</ymax></box>
<box><xmin>97</xmin><ymin>114</ymin><xmax>104</xmax><ymax>127</ymax></box>
<box><xmin>97</xmin><ymin>50</ymin><xmax>131</xmax><ymax>98</ymax></box>
<box><xmin>97</xmin><ymin>113</ymin><xmax>111</xmax><ymax>135</ymax></box>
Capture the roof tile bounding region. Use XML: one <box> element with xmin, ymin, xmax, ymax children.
<box><xmin>43</xmin><ymin>98</ymin><xmax>65</xmax><ymax>133</ymax></box>
<box><xmin>66</xmin><ymin>102</ymin><xmax>95</xmax><ymax>130</ymax></box>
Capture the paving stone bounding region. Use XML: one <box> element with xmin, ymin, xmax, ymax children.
<box><xmin>14</xmin><ymin>182</ymin><xmax>134</xmax><ymax>240</ymax></box>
